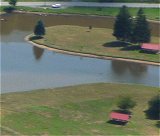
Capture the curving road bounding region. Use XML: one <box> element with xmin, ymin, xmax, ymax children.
<box><xmin>0</xmin><ymin>2</ymin><xmax>160</xmax><ymax>8</ymax></box>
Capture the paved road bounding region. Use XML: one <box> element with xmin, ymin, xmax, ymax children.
<box><xmin>0</xmin><ymin>2</ymin><xmax>160</xmax><ymax>8</ymax></box>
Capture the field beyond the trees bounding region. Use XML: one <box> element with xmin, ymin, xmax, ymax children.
<box><xmin>1</xmin><ymin>83</ymin><xmax>159</xmax><ymax>135</ymax></box>
<box><xmin>3</xmin><ymin>0</ymin><xmax>160</xmax><ymax>3</ymax></box>
<box><xmin>31</xmin><ymin>25</ymin><xmax>159</xmax><ymax>63</ymax></box>
<box><xmin>1</xmin><ymin>6</ymin><xmax>159</xmax><ymax>21</ymax></box>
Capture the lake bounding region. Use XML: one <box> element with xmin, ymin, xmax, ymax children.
<box><xmin>1</xmin><ymin>13</ymin><xmax>159</xmax><ymax>93</ymax></box>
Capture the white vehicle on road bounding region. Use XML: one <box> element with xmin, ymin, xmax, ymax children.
<box><xmin>52</xmin><ymin>4</ymin><xmax>61</xmax><ymax>8</ymax></box>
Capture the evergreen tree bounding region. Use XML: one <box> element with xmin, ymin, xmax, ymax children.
<box><xmin>34</xmin><ymin>20</ymin><xmax>45</xmax><ymax>37</ymax></box>
<box><xmin>132</xmin><ymin>8</ymin><xmax>151</xmax><ymax>43</ymax></box>
<box><xmin>9</xmin><ymin>0</ymin><xmax>17</xmax><ymax>6</ymax></box>
<box><xmin>146</xmin><ymin>95</ymin><xmax>160</xmax><ymax>120</ymax></box>
<box><xmin>113</xmin><ymin>6</ymin><xmax>132</xmax><ymax>42</ymax></box>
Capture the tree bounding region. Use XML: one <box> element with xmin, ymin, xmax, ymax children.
<box><xmin>98</xmin><ymin>0</ymin><xmax>117</xmax><ymax>1</ymax></box>
<box><xmin>146</xmin><ymin>95</ymin><xmax>160</xmax><ymax>120</ymax></box>
<box><xmin>34</xmin><ymin>20</ymin><xmax>45</xmax><ymax>38</ymax></box>
<box><xmin>113</xmin><ymin>6</ymin><xmax>132</xmax><ymax>42</ymax></box>
<box><xmin>132</xmin><ymin>8</ymin><xmax>151</xmax><ymax>43</ymax></box>
<box><xmin>9</xmin><ymin>0</ymin><xmax>17</xmax><ymax>6</ymax></box>
<box><xmin>3</xmin><ymin>6</ymin><xmax>15</xmax><ymax>13</ymax></box>
<box><xmin>117</xmin><ymin>96</ymin><xmax>136</xmax><ymax>111</ymax></box>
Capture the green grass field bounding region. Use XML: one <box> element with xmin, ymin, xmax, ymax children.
<box><xmin>4</xmin><ymin>0</ymin><xmax>71</xmax><ymax>1</ymax></box>
<box><xmin>31</xmin><ymin>25</ymin><xmax>160</xmax><ymax>62</ymax></box>
<box><xmin>1</xmin><ymin>83</ymin><xmax>159</xmax><ymax>135</ymax></box>
<box><xmin>1</xmin><ymin>6</ymin><xmax>159</xmax><ymax>20</ymax></box>
<box><xmin>81</xmin><ymin>0</ymin><xmax>160</xmax><ymax>3</ymax></box>
<box><xmin>3</xmin><ymin>0</ymin><xmax>160</xmax><ymax>3</ymax></box>
<box><xmin>18</xmin><ymin>7</ymin><xmax>160</xmax><ymax>20</ymax></box>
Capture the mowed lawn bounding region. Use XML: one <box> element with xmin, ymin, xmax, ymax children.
<box><xmin>1</xmin><ymin>6</ymin><xmax>159</xmax><ymax>21</ymax></box>
<box><xmin>14</xmin><ymin>7</ymin><xmax>159</xmax><ymax>21</ymax></box>
<box><xmin>1</xmin><ymin>83</ymin><xmax>159</xmax><ymax>135</ymax></box>
<box><xmin>3</xmin><ymin>0</ymin><xmax>159</xmax><ymax>2</ymax></box>
<box><xmin>32</xmin><ymin>25</ymin><xmax>160</xmax><ymax>62</ymax></box>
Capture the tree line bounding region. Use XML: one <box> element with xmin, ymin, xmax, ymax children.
<box><xmin>117</xmin><ymin>95</ymin><xmax>159</xmax><ymax>120</ymax></box>
<box><xmin>113</xmin><ymin>6</ymin><xmax>151</xmax><ymax>44</ymax></box>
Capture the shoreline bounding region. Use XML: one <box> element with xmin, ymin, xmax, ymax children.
<box><xmin>25</xmin><ymin>35</ymin><xmax>160</xmax><ymax>66</ymax></box>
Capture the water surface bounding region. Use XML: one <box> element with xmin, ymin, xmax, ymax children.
<box><xmin>1</xmin><ymin>13</ymin><xmax>159</xmax><ymax>93</ymax></box>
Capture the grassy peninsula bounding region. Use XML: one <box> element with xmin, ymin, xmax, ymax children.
<box><xmin>30</xmin><ymin>25</ymin><xmax>160</xmax><ymax>63</ymax></box>
<box><xmin>1</xmin><ymin>83</ymin><xmax>159</xmax><ymax>135</ymax></box>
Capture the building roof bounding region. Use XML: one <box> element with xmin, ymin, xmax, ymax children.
<box><xmin>110</xmin><ymin>112</ymin><xmax>130</xmax><ymax>121</ymax></box>
<box><xmin>141</xmin><ymin>43</ymin><xmax>160</xmax><ymax>51</ymax></box>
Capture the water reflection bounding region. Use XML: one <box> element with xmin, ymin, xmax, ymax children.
<box><xmin>33</xmin><ymin>46</ymin><xmax>45</xmax><ymax>61</ymax></box>
<box><xmin>111</xmin><ymin>60</ymin><xmax>147</xmax><ymax>76</ymax></box>
<box><xmin>0</xmin><ymin>13</ymin><xmax>159</xmax><ymax>37</ymax></box>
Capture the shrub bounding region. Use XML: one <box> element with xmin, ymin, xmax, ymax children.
<box><xmin>146</xmin><ymin>95</ymin><xmax>160</xmax><ymax>120</ymax></box>
<box><xmin>117</xmin><ymin>96</ymin><xmax>136</xmax><ymax>111</ymax></box>
<box><xmin>3</xmin><ymin>6</ymin><xmax>15</xmax><ymax>13</ymax></box>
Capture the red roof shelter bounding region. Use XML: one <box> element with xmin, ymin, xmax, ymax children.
<box><xmin>110</xmin><ymin>112</ymin><xmax>130</xmax><ymax>122</ymax></box>
<box><xmin>141</xmin><ymin>43</ymin><xmax>160</xmax><ymax>53</ymax></box>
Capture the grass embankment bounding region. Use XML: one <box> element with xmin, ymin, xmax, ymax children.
<box><xmin>3</xmin><ymin>0</ymin><xmax>160</xmax><ymax>3</ymax></box>
<box><xmin>4</xmin><ymin>0</ymin><xmax>71</xmax><ymax>1</ymax></box>
<box><xmin>1</xmin><ymin>83</ymin><xmax>159</xmax><ymax>135</ymax></box>
<box><xmin>31</xmin><ymin>25</ymin><xmax>160</xmax><ymax>63</ymax></box>
<box><xmin>81</xmin><ymin>0</ymin><xmax>160</xmax><ymax>3</ymax></box>
<box><xmin>18</xmin><ymin>7</ymin><xmax>160</xmax><ymax>21</ymax></box>
<box><xmin>1</xmin><ymin>6</ymin><xmax>159</xmax><ymax>20</ymax></box>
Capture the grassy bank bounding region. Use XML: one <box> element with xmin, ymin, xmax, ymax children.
<box><xmin>17</xmin><ymin>6</ymin><xmax>160</xmax><ymax>21</ymax></box>
<box><xmin>3</xmin><ymin>0</ymin><xmax>160</xmax><ymax>3</ymax></box>
<box><xmin>1</xmin><ymin>83</ymin><xmax>159</xmax><ymax>135</ymax></box>
<box><xmin>4</xmin><ymin>0</ymin><xmax>71</xmax><ymax>1</ymax></box>
<box><xmin>1</xmin><ymin>6</ymin><xmax>159</xmax><ymax>20</ymax></box>
<box><xmin>81</xmin><ymin>0</ymin><xmax>160</xmax><ymax>3</ymax></box>
<box><xmin>31</xmin><ymin>25</ymin><xmax>159</xmax><ymax>63</ymax></box>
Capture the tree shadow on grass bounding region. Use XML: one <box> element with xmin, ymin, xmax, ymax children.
<box><xmin>3</xmin><ymin>6</ymin><xmax>15</xmax><ymax>13</ymax></box>
<box><xmin>139</xmin><ymin>50</ymin><xmax>157</xmax><ymax>54</ymax></box>
<box><xmin>155</xmin><ymin>121</ymin><xmax>160</xmax><ymax>128</ymax></box>
<box><xmin>29</xmin><ymin>36</ymin><xmax>43</xmax><ymax>41</ymax></box>
<box><xmin>121</xmin><ymin>45</ymin><xmax>141</xmax><ymax>51</ymax></box>
<box><xmin>121</xmin><ymin>46</ymin><xmax>158</xmax><ymax>54</ymax></box>
<box><xmin>107</xmin><ymin>120</ymin><xmax>127</xmax><ymax>126</ymax></box>
<box><xmin>103</xmin><ymin>41</ymin><xmax>130</xmax><ymax>48</ymax></box>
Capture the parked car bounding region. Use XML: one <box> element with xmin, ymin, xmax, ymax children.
<box><xmin>52</xmin><ymin>4</ymin><xmax>61</xmax><ymax>8</ymax></box>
